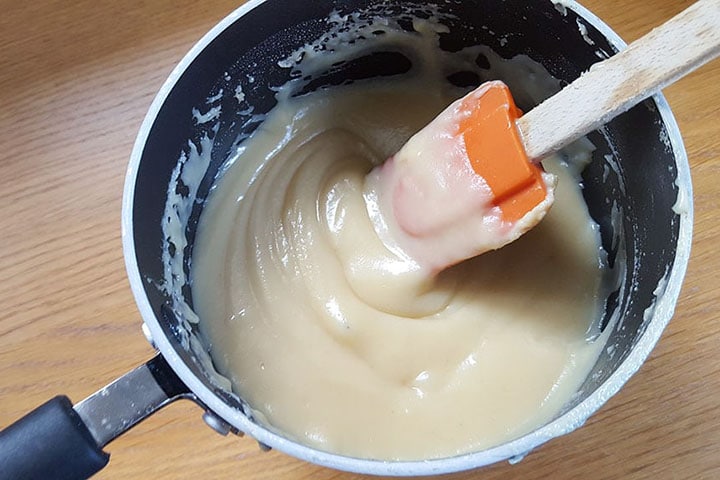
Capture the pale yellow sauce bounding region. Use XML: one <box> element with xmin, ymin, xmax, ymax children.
<box><xmin>192</xmin><ymin>77</ymin><xmax>606</xmax><ymax>460</ymax></box>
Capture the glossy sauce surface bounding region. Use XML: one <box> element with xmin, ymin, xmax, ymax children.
<box><xmin>192</xmin><ymin>76</ymin><xmax>606</xmax><ymax>460</ymax></box>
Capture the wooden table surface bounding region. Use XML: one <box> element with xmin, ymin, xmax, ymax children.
<box><xmin>1</xmin><ymin>1</ymin><xmax>718</xmax><ymax>479</ymax></box>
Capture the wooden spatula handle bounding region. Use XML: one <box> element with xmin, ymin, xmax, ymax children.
<box><xmin>517</xmin><ymin>0</ymin><xmax>720</xmax><ymax>161</ymax></box>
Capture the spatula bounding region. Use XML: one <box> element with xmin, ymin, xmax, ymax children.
<box><xmin>375</xmin><ymin>0</ymin><xmax>720</xmax><ymax>272</ymax></box>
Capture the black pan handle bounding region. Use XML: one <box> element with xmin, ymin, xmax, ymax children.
<box><xmin>0</xmin><ymin>355</ymin><xmax>192</xmax><ymax>480</ymax></box>
<box><xmin>0</xmin><ymin>395</ymin><xmax>108</xmax><ymax>480</ymax></box>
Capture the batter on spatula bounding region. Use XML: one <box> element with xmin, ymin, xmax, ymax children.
<box><xmin>364</xmin><ymin>81</ymin><xmax>556</xmax><ymax>276</ymax></box>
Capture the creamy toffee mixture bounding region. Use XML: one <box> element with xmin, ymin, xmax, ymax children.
<box><xmin>190</xmin><ymin>13</ymin><xmax>608</xmax><ymax>461</ymax></box>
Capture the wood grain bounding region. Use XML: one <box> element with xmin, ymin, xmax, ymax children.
<box><xmin>0</xmin><ymin>1</ymin><xmax>718</xmax><ymax>479</ymax></box>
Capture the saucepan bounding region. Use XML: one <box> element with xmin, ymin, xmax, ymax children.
<box><xmin>0</xmin><ymin>0</ymin><xmax>691</xmax><ymax>478</ymax></box>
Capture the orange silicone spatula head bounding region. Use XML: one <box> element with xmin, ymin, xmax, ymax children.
<box><xmin>458</xmin><ymin>81</ymin><xmax>548</xmax><ymax>223</ymax></box>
